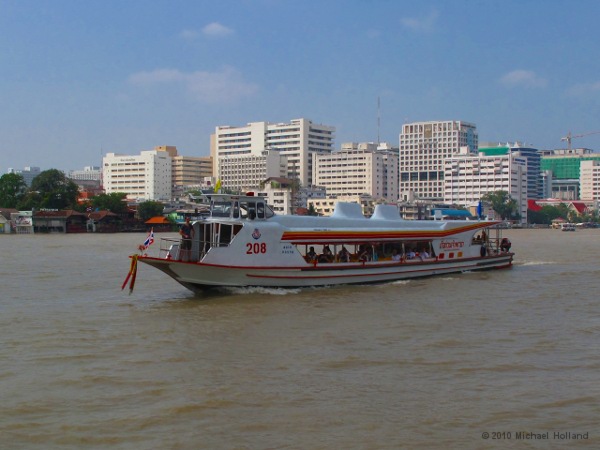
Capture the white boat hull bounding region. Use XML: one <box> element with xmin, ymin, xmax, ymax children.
<box><xmin>140</xmin><ymin>253</ymin><xmax>513</xmax><ymax>291</ymax></box>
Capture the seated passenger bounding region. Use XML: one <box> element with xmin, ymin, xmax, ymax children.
<box><xmin>391</xmin><ymin>249</ymin><xmax>401</xmax><ymax>261</ymax></box>
<box><xmin>406</xmin><ymin>249</ymin><xmax>416</xmax><ymax>260</ymax></box>
<box><xmin>337</xmin><ymin>246</ymin><xmax>350</xmax><ymax>262</ymax></box>
<box><xmin>306</xmin><ymin>246</ymin><xmax>317</xmax><ymax>262</ymax></box>
<box><xmin>420</xmin><ymin>249</ymin><xmax>430</xmax><ymax>259</ymax></box>
<box><xmin>318</xmin><ymin>245</ymin><xmax>334</xmax><ymax>263</ymax></box>
<box><xmin>358</xmin><ymin>245</ymin><xmax>371</xmax><ymax>262</ymax></box>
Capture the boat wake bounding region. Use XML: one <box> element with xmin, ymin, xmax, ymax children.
<box><xmin>219</xmin><ymin>286</ymin><xmax>303</xmax><ymax>296</ymax></box>
<box><xmin>517</xmin><ymin>261</ymin><xmax>556</xmax><ymax>266</ymax></box>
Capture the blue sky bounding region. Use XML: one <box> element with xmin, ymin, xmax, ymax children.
<box><xmin>2</xmin><ymin>0</ymin><xmax>600</xmax><ymax>172</ymax></box>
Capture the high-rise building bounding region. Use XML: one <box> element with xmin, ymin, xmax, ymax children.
<box><xmin>212</xmin><ymin>118</ymin><xmax>335</xmax><ymax>187</ymax></box>
<box><xmin>399</xmin><ymin>120</ymin><xmax>478</xmax><ymax>202</ymax></box>
<box><xmin>580</xmin><ymin>160</ymin><xmax>600</xmax><ymax>201</ymax></box>
<box><xmin>172</xmin><ymin>155</ymin><xmax>213</xmax><ymax>197</ymax></box>
<box><xmin>443</xmin><ymin>149</ymin><xmax>528</xmax><ymax>222</ymax></box>
<box><xmin>217</xmin><ymin>149</ymin><xmax>287</xmax><ymax>193</ymax></box>
<box><xmin>312</xmin><ymin>142</ymin><xmax>398</xmax><ymax>201</ymax></box>
<box><xmin>479</xmin><ymin>143</ymin><xmax>542</xmax><ymax>199</ymax></box>
<box><xmin>103</xmin><ymin>149</ymin><xmax>172</xmax><ymax>201</ymax></box>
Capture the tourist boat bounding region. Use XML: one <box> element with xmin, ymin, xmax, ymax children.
<box><xmin>133</xmin><ymin>193</ymin><xmax>513</xmax><ymax>293</ymax></box>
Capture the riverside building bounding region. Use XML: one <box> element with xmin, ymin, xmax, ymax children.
<box><xmin>103</xmin><ymin>148</ymin><xmax>172</xmax><ymax>201</ymax></box>
<box><xmin>579</xmin><ymin>160</ymin><xmax>600</xmax><ymax>201</ymax></box>
<box><xmin>399</xmin><ymin>120</ymin><xmax>478</xmax><ymax>202</ymax></box>
<box><xmin>479</xmin><ymin>143</ymin><xmax>542</xmax><ymax>199</ymax></box>
<box><xmin>212</xmin><ymin>118</ymin><xmax>335</xmax><ymax>188</ymax></box>
<box><xmin>443</xmin><ymin>148</ymin><xmax>528</xmax><ymax>223</ymax></box>
<box><xmin>312</xmin><ymin>142</ymin><xmax>399</xmax><ymax>202</ymax></box>
<box><xmin>217</xmin><ymin>149</ymin><xmax>287</xmax><ymax>193</ymax></box>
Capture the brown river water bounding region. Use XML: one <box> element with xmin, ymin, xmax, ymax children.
<box><xmin>1</xmin><ymin>229</ymin><xmax>599</xmax><ymax>449</ymax></box>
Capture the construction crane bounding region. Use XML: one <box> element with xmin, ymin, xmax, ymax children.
<box><xmin>561</xmin><ymin>130</ymin><xmax>600</xmax><ymax>151</ymax></box>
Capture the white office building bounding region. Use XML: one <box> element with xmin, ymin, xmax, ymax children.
<box><xmin>103</xmin><ymin>149</ymin><xmax>172</xmax><ymax>201</ymax></box>
<box><xmin>68</xmin><ymin>166</ymin><xmax>102</xmax><ymax>181</ymax></box>
<box><xmin>212</xmin><ymin>118</ymin><xmax>335</xmax><ymax>187</ymax></box>
<box><xmin>399</xmin><ymin>120</ymin><xmax>478</xmax><ymax>202</ymax></box>
<box><xmin>218</xmin><ymin>149</ymin><xmax>287</xmax><ymax>193</ymax></box>
<box><xmin>580</xmin><ymin>160</ymin><xmax>600</xmax><ymax>200</ymax></box>
<box><xmin>443</xmin><ymin>149</ymin><xmax>528</xmax><ymax>222</ymax></box>
<box><xmin>312</xmin><ymin>142</ymin><xmax>399</xmax><ymax>201</ymax></box>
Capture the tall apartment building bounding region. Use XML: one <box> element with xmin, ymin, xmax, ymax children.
<box><xmin>212</xmin><ymin>118</ymin><xmax>335</xmax><ymax>187</ymax></box>
<box><xmin>103</xmin><ymin>149</ymin><xmax>172</xmax><ymax>201</ymax></box>
<box><xmin>172</xmin><ymin>155</ymin><xmax>213</xmax><ymax>197</ymax></box>
<box><xmin>399</xmin><ymin>120</ymin><xmax>478</xmax><ymax>202</ymax></box>
<box><xmin>580</xmin><ymin>160</ymin><xmax>600</xmax><ymax>201</ymax></box>
<box><xmin>443</xmin><ymin>149</ymin><xmax>528</xmax><ymax>222</ymax></box>
<box><xmin>217</xmin><ymin>149</ymin><xmax>287</xmax><ymax>193</ymax></box>
<box><xmin>313</xmin><ymin>142</ymin><xmax>399</xmax><ymax>201</ymax></box>
<box><xmin>479</xmin><ymin>143</ymin><xmax>542</xmax><ymax>199</ymax></box>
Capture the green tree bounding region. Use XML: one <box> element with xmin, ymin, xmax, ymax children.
<box><xmin>29</xmin><ymin>169</ymin><xmax>80</xmax><ymax>209</ymax></box>
<box><xmin>307</xmin><ymin>203</ymin><xmax>318</xmax><ymax>216</ymax></box>
<box><xmin>137</xmin><ymin>200</ymin><xmax>164</xmax><ymax>222</ymax></box>
<box><xmin>481</xmin><ymin>190</ymin><xmax>518</xmax><ymax>220</ymax></box>
<box><xmin>0</xmin><ymin>173</ymin><xmax>28</xmax><ymax>208</ymax></box>
<box><xmin>91</xmin><ymin>192</ymin><xmax>128</xmax><ymax>214</ymax></box>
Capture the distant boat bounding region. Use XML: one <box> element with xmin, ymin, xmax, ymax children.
<box><xmin>560</xmin><ymin>223</ymin><xmax>576</xmax><ymax>232</ymax></box>
<box><xmin>134</xmin><ymin>193</ymin><xmax>514</xmax><ymax>293</ymax></box>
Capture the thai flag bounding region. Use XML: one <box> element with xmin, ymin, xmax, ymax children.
<box><xmin>143</xmin><ymin>228</ymin><xmax>155</xmax><ymax>249</ymax></box>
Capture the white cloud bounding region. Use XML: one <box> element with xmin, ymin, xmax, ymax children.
<box><xmin>400</xmin><ymin>9</ymin><xmax>439</xmax><ymax>33</ymax></box>
<box><xmin>500</xmin><ymin>70</ymin><xmax>548</xmax><ymax>88</ymax></box>
<box><xmin>202</xmin><ymin>22</ymin><xmax>234</xmax><ymax>38</ymax></box>
<box><xmin>129</xmin><ymin>67</ymin><xmax>258</xmax><ymax>104</ymax></box>
<box><xmin>179</xmin><ymin>29</ymin><xmax>200</xmax><ymax>40</ymax></box>
<box><xmin>566</xmin><ymin>81</ymin><xmax>600</xmax><ymax>97</ymax></box>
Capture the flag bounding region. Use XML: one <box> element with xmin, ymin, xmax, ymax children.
<box><xmin>214</xmin><ymin>179</ymin><xmax>222</xmax><ymax>193</ymax></box>
<box><xmin>142</xmin><ymin>228</ymin><xmax>154</xmax><ymax>249</ymax></box>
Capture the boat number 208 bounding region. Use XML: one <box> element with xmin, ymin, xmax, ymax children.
<box><xmin>246</xmin><ymin>242</ymin><xmax>267</xmax><ymax>254</ymax></box>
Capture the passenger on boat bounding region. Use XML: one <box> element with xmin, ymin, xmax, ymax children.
<box><xmin>391</xmin><ymin>249</ymin><xmax>401</xmax><ymax>262</ymax></box>
<box><xmin>306</xmin><ymin>246</ymin><xmax>317</xmax><ymax>262</ymax></box>
<box><xmin>358</xmin><ymin>244</ymin><xmax>372</xmax><ymax>262</ymax></box>
<box><xmin>337</xmin><ymin>246</ymin><xmax>350</xmax><ymax>263</ymax></box>
<box><xmin>179</xmin><ymin>217</ymin><xmax>194</xmax><ymax>261</ymax></box>
<box><xmin>420</xmin><ymin>249</ymin><xmax>430</xmax><ymax>259</ymax></box>
<box><xmin>318</xmin><ymin>245</ymin><xmax>334</xmax><ymax>263</ymax></box>
<box><xmin>500</xmin><ymin>238</ymin><xmax>511</xmax><ymax>253</ymax></box>
<box><xmin>406</xmin><ymin>249</ymin><xmax>416</xmax><ymax>260</ymax></box>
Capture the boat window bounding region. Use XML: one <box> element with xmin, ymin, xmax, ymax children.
<box><xmin>256</xmin><ymin>202</ymin><xmax>265</xmax><ymax>219</ymax></box>
<box><xmin>239</xmin><ymin>201</ymin><xmax>256</xmax><ymax>220</ymax></box>
<box><xmin>210</xmin><ymin>201</ymin><xmax>231</xmax><ymax>218</ymax></box>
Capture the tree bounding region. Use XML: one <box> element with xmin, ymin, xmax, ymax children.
<box><xmin>307</xmin><ymin>203</ymin><xmax>319</xmax><ymax>216</ymax></box>
<box><xmin>91</xmin><ymin>192</ymin><xmax>128</xmax><ymax>214</ymax></box>
<box><xmin>481</xmin><ymin>190</ymin><xmax>518</xmax><ymax>220</ymax></box>
<box><xmin>0</xmin><ymin>173</ymin><xmax>27</xmax><ymax>208</ymax></box>
<box><xmin>30</xmin><ymin>169</ymin><xmax>80</xmax><ymax>209</ymax></box>
<box><xmin>137</xmin><ymin>201</ymin><xmax>164</xmax><ymax>222</ymax></box>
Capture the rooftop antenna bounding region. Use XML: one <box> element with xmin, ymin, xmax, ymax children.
<box><xmin>377</xmin><ymin>96</ymin><xmax>381</xmax><ymax>145</ymax></box>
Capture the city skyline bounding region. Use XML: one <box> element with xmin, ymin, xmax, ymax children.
<box><xmin>2</xmin><ymin>0</ymin><xmax>600</xmax><ymax>172</ymax></box>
